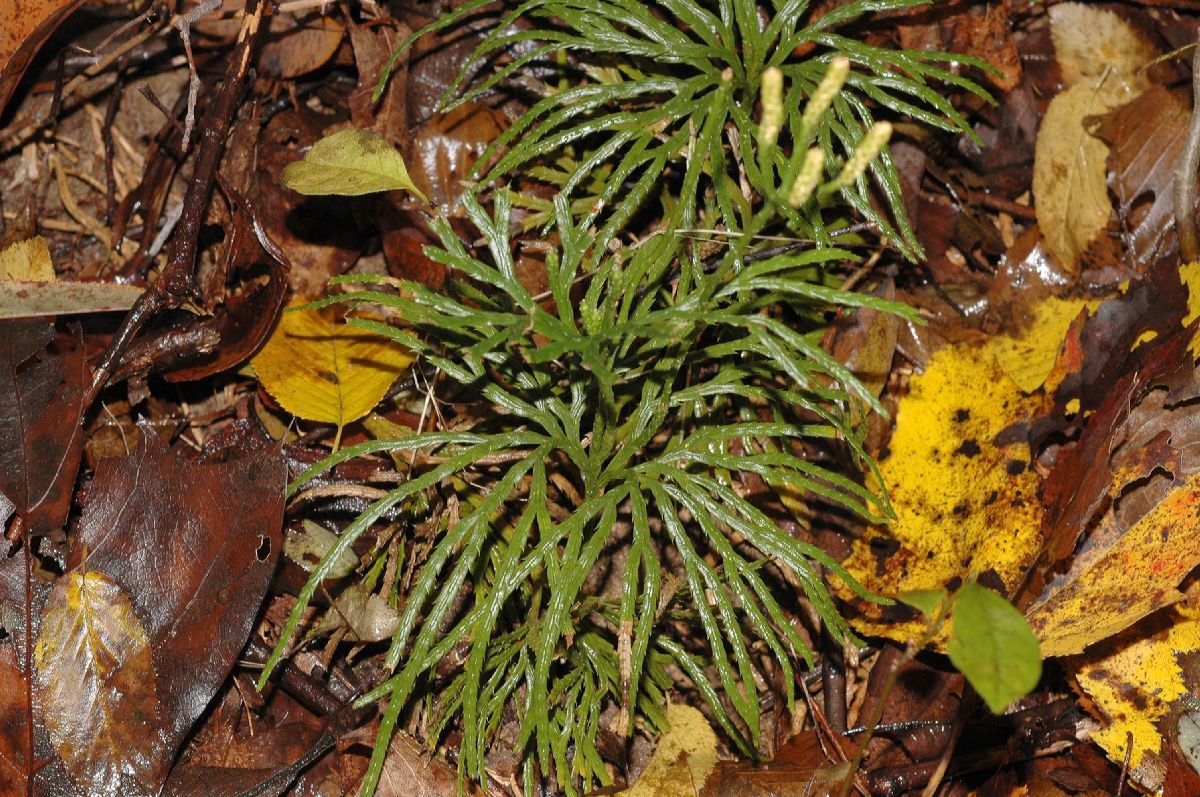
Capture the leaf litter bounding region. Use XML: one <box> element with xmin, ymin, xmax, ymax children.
<box><xmin>5</xmin><ymin>0</ymin><xmax>1200</xmax><ymax>796</ymax></box>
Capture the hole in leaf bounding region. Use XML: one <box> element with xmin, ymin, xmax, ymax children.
<box><xmin>256</xmin><ymin>535</ymin><xmax>271</xmax><ymax>561</ymax></box>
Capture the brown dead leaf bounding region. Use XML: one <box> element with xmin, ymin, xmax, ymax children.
<box><xmin>699</xmin><ymin>730</ymin><xmax>848</xmax><ymax>797</ymax></box>
<box><xmin>0</xmin><ymin>0</ymin><xmax>87</xmax><ymax>115</ymax></box>
<box><xmin>2</xmin><ymin>421</ymin><xmax>289</xmax><ymax>796</ymax></box>
<box><xmin>409</xmin><ymin>102</ymin><xmax>506</xmax><ymax>212</ymax></box>
<box><xmin>114</xmin><ymin>193</ymin><xmax>290</xmax><ymax>382</ymax></box>
<box><xmin>0</xmin><ymin>542</ymin><xmax>45</xmax><ymax>797</ymax></box>
<box><xmin>0</xmin><ymin>320</ymin><xmax>88</xmax><ymax>537</ymax></box>
<box><xmin>359</xmin><ymin>729</ymin><xmax>485</xmax><ymax>797</ymax></box>
<box><xmin>194</xmin><ymin>2</ymin><xmax>343</xmax><ymax>79</ymax></box>
<box><xmin>1096</xmin><ymin>86</ymin><xmax>1191</xmax><ymax>266</ymax></box>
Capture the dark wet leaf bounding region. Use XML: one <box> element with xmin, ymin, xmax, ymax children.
<box><xmin>1096</xmin><ymin>86</ymin><xmax>1192</xmax><ymax>266</ymax></box>
<box><xmin>0</xmin><ymin>319</ymin><xmax>88</xmax><ymax>537</ymax></box>
<box><xmin>34</xmin><ymin>570</ymin><xmax>167</xmax><ymax>797</ymax></box>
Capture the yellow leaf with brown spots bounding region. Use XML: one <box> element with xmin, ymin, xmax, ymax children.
<box><xmin>1073</xmin><ymin>599</ymin><xmax>1200</xmax><ymax>793</ymax></box>
<box><xmin>840</xmin><ymin>333</ymin><xmax>1049</xmax><ymax>643</ymax></box>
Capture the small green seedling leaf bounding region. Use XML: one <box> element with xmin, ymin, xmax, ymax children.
<box><xmin>896</xmin><ymin>588</ymin><xmax>947</xmax><ymax>618</ymax></box>
<box><xmin>948</xmin><ymin>582</ymin><xmax>1041</xmax><ymax>713</ymax></box>
<box><xmin>281</xmin><ymin>128</ymin><xmax>427</xmax><ymax>199</ymax></box>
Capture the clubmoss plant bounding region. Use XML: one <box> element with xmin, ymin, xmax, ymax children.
<box><xmin>261</xmin><ymin>1</ymin><xmax>992</xmax><ymax>794</ymax></box>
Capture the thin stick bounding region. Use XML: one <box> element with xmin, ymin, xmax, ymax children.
<box><xmin>87</xmin><ymin>0</ymin><xmax>268</xmax><ymax>402</ymax></box>
<box><xmin>1176</xmin><ymin>27</ymin><xmax>1200</xmax><ymax>263</ymax></box>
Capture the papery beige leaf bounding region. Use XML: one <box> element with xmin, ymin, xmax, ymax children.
<box><xmin>1049</xmin><ymin>3</ymin><xmax>1157</xmax><ymax>101</ymax></box>
<box><xmin>1033</xmin><ymin>84</ymin><xmax>1118</xmax><ymax>272</ymax></box>
<box><xmin>616</xmin><ymin>703</ymin><xmax>717</xmax><ymax>797</ymax></box>
<box><xmin>34</xmin><ymin>570</ymin><xmax>168</xmax><ymax>797</ymax></box>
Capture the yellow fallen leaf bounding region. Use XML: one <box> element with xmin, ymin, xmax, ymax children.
<box><xmin>0</xmin><ymin>235</ymin><xmax>55</xmax><ymax>281</ymax></box>
<box><xmin>1182</xmin><ymin>261</ymin><xmax>1200</xmax><ymax>357</ymax></box>
<box><xmin>1074</xmin><ymin>599</ymin><xmax>1200</xmax><ymax>791</ymax></box>
<box><xmin>252</xmin><ymin>305</ymin><xmax>414</xmax><ymax>447</ymax></box>
<box><xmin>990</xmin><ymin>296</ymin><xmax>1095</xmax><ymax>393</ymax></box>
<box><xmin>1032</xmin><ymin>84</ymin><xmax>1120</xmax><ymax>273</ymax></box>
<box><xmin>841</xmin><ymin>331</ymin><xmax>1048</xmax><ymax>643</ymax></box>
<box><xmin>1027</xmin><ymin>466</ymin><xmax>1200</xmax><ymax>658</ymax></box>
<box><xmin>282</xmin><ymin>128</ymin><xmax>426</xmax><ymax>199</ymax></box>
<box><xmin>617</xmin><ymin>703</ymin><xmax>718</xmax><ymax>797</ymax></box>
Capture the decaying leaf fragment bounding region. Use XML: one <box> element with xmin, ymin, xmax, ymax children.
<box><xmin>34</xmin><ymin>570</ymin><xmax>167</xmax><ymax>797</ymax></box>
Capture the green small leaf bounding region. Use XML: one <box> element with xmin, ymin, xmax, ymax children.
<box><xmin>281</xmin><ymin>128</ymin><xmax>427</xmax><ymax>199</ymax></box>
<box><xmin>896</xmin><ymin>588</ymin><xmax>946</xmax><ymax>618</ymax></box>
<box><xmin>948</xmin><ymin>582</ymin><xmax>1041</xmax><ymax>713</ymax></box>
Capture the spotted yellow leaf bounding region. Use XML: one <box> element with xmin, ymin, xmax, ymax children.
<box><xmin>840</xmin><ymin>323</ymin><xmax>1059</xmax><ymax>642</ymax></box>
<box><xmin>1074</xmin><ymin>599</ymin><xmax>1200</xmax><ymax>792</ymax></box>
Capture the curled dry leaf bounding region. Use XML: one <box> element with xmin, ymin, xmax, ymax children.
<box><xmin>254</xmin><ymin>109</ymin><xmax>363</xmax><ymax>300</ymax></box>
<box><xmin>115</xmin><ymin>194</ymin><xmax>290</xmax><ymax>383</ymax></box>
<box><xmin>34</xmin><ymin>570</ymin><xmax>168</xmax><ymax>797</ymax></box>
